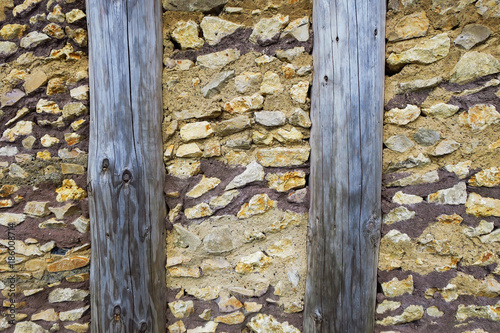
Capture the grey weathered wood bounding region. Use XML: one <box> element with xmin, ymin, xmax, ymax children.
<box><xmin>86</xmin><ymin>0</ymin><xmax>166</xmax><ymax>331</ymax></box>
<box><xmin>304</xmin><ymin>0</ymin><xmax>385</xmax><ymax>331</ymax></box>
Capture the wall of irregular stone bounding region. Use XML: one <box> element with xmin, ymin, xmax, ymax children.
<box><xmin>161</xmin><ymin>0</ymin><xmax>312</xmax><ymax>331</ymax></box>
<box><xmin>378</xmin><ymin>0</ymin><xmax>500</xmax><ymax>332</ymax></box>
<box><xmin>0</xmin><ymin>0</ymin><xmax>89</xmax><ymax>332</ymax></box>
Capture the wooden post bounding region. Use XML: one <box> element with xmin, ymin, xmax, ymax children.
<box><xmin>86</xmin><ymin>0</ymin><xmax>166</xmax><ymax>331</ymax></box>
<box><xmin>304</xmin><ymin>0</ymin><xmax>385</xmax><ymax>332</ymax></box>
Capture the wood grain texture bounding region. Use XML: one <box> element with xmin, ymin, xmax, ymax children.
<box><xmin>86</xmin><ymin>0</ymin><xmax>166</xmax><ymax>331</ymax></box>
<box><xmin>304</xmin><ymin>0</ymin><xmax>385</xmax><ymax>331</ymax></box>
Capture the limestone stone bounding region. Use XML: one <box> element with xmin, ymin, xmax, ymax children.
<box><xmin>0</xmin><ymin>146</ymin><xmax>18</xmax><ymax>156</ymax></box>
<box><xmin>64</xmin><ymin>323</ymin><xmax>89</xmax><ymax>333</ymax></box>
<box><xmin>48</xmin><ymin>288</ymin><xmax>89</xmax><ymax>303</ymax></box>
<box><xmin>47</xmin><ymin>4</ymin><xmax>64</xmax><ymax>23</ymax></box>
<box><xmin>428</xmin><ymin>182</ymin><xmax>467</xmax><ymax>205</ymax></box>
<box><xmin>463</xmin><ymin>220</ymin><xmax>494</xmax><ymax>238</ymax></box>
<box><xmin>388</xmin><ymin>12</ymin><xmax>429</xmax><ymax>41</ymax></box>
<box><xmin>392</xmin><ymin>191</ymin><xmax>423</xmax><ymax>205</ymax></box>
<box><xmin>203</xmin><ymin>226</ymin><xmax>233</xmax><ymax>254</ymax></box>
<box><xmin>209</xmin><ymin>190</ymin><xmax>239</xmax><ymax>209</ymax></box>
<box><xmin>46</xmin><ymin>77</ymin><xmax>67</xmax><ymax>95</ymax></box>
<box><xmin>172</xmin><ymin>21</ymin><xmax>204</xmax><ymax>50</ymax></box>
<box><xmin>290</xmin><ymin>81</ymin><xmax>309</xmax><ymax>104</ymax></box>
<box><xmin>163</xmin><ymin>0</ymin><xmax>227</xmax><ymax>12</ymax></box>
<box><xmin>387</xmin><ymin>33</ymin><xmax>450</xmax><ymax>67</ymax></box>
<box><xmin>71</xmin><ymin>118</ymin><xmax>87</xmax><ymax>131</ymax></box>
<box><xmin>383</xmin><ymin>206</ymin><xmax>416</xmax><ymax>224</ymax></box>
<box><xmin>24</xmin><ymin>71</ymin><xmax>47</xmax><ymax>94</ymax></box>
<box><xmin>376</xmin><ymin>300</ymin><xmax>401</xmax><ymax>314</ymax></box>
<box><xmin>256</xmin><ymin>147</ymin><xmax>310</xmax><ymax>167</ymax></box>
<box><xmin>40</xmin><ymin>134</ymin><xmax>59</xmax><ymax>148</ymax></box>
<box><xmin>254</xmin><ymin>111</ymin><xmax>286</xmax><ymax>127</ymax></box>
<box><xmin>200</xmin><ymin>17</ymin><xmax>242</xmax><ymax>45</ymax></box>
<box><xmin>431</xmin><ymin>0</ymin><xmax>475</xmax><ymax>14</ymax></box>
<box><xmin>387</xmin><ymin>170</ymin><xmax>439</xmax><ymax>187</ymax></box>
<box><xmin>65</xmin><ymin>9</ymin><xmax>85</xmax><ymax>23</ymax></box>
<box><xmin>245</xmin><ymin>302</ymin><xmax>263</xmax><ymax>313</ymax></box>
<box><xmin>235</xmin><ymin>251</ymin><xmax>272</xmax><ymax>274</ymax></box>
<box><xmin>469</xmin><ymin>167</ymin><xmax>500</xmax><ymax>187</ymax></box>
<box><xmin>287</xmin><ymin>188</ymin><xmax>308</xmax><ymax>204</ymax></box>
<box><xmin>39</xmin><ymin>218</ymin><xmax>66</xmax><ymax>228</ymax></box>
<box><xmin>201</xmin><ymin>70</ymin><xmax>234</xmax><ymax>98</ymax></box>
<box><xmin>20</xmin><ymin>31</ymin><xmax>50</xmax><ymax>48</ymax></box>
<box><xmin>429</xmin><ymin>139</ymin><xmax>460</xmax><ymax>156</ymax></box>
<box><xmin>426</xmin><ymin>306</ymin><xmax>444</xmax><ymax>317</ymax></box>
<box><xmin>266</xmin><ymin>170</ymin><xmax>306</xmax><ymax>192</ymax></box>
<box><xmin>226</xmin><ymin>161</ymin><xmax>264</xmax><ymax>190</ymax></box>
<box><xmin>247</xmin><ymin>314</ymin><xmax>300</xmax><ymax>333</ymax></box>
<box><xmin>475</xmin><ymin>0</ymin><xmax>500</xmax><ymax>18</ymax></box>
<box><xmin>0</xmin><ymin>213</ymin><xmax>25</xmax><ymax>226</ymax></box>
<box><xmin>289</xmin><ymin>108</ymin><xmax>311</xmax><ymax>128</ymax></box>
<box><xmin>384</xmin><ymin>134</ymin><xmax>414</xmax><ymax>153</ymax></box>
<box><xmin>376</xmin><ymin>305</ymin><xmax>424</xmax><ymax>326</ymax></box>
<box><xmin>276</xmin><ymin>47</ymin><xmax>305</xmax><ymax>62</ymax></box>
<box><xmin>200</xmin><ymin>258</ymin><xmax>231</xmax><ymax>273</ymax></box>
<box><xmin>0</xmin><ymin>24</ymin><xmax>27</xmax><ymax>39</ymax></box>
<box><xmin>215</xmin><ymin>116</ymin><xmax>252</xmax><ymax>137</ymax></box>
<box><xmin>450</xmin><ymin>52</ymin><xmax>500</xmax><ymax>84</ymax></box>
<box><xmin>413</xmin><ymin>128</ymin><xmax>441</xmax><ymax>146</ymax></box>
<box><xmin>1</xmin><ymin>120</ymin><xmax>32</xmax><ymax>142</ymax></box>
<box><xmin>214</xmin><ymin>311</ymin><xmax>245</xmax><ymax>325</ymax></box>
<box><xmin>224</xmin><ymin>93</ymin><xmax>264</xmax><ymax>113</ymax></box>
<box><xmin>12</xmin><ymin>0</ymin><xmax>42</xmax><ymax>17</ymax></box>
<box><xmin>267</xmin><ymin>238</ymin><xmax>294</xmax><ymax>258</ymax></box>
<box><xmin>0</xmin><ymin>41</ymin><xmax>17</xmax><ymax>57</ymax></box>
<box><xmin>42</xmin><ymin>23</ymin><xmax>64</xmax><ymax>39</ymax></box>
<box><xmin>14</xmin><ymin>321</ymin><xmax>48</xmax><ymax>333</ymax></box>
<box><xmin>186</xmin><ymin>321</ymin><xmax>218</xmax><ymax>333</ymax></box>
<box><xmin>382</xmin><ymin>275</ymin><xmax>414</xmax><ymax>297</ymax></box>
<box><xmin>36</xmin><ymin>99</ymin><xmax>61</xmax><ymax>114</ymax></box>
<box><xmin>70</xmin><ymin>85</ymin><xmax>89</xmax><ymax>100</ymax></box>
<box><xmin>180</xmin><ymin>121</ymin><xmax>213</xmax><ymax>141</ymax></box>
<box><xmin>1</xmin><ymin>89</ymin><xmax>25</xmax><ymax>107</ymax></box>
<box><xmin>196</xmin><ymin>49</ymin><xmax>240</xmax><ymax>69</ymax></box>
<box><xmin>297</xmin><ymin>65</ymin><xmax>312</xmax><ymax>76</ymax></box>
<box><xmin>422</xmin><ymin>103</ymin><xmax>459</xmax><ymax>118</ymax></box>
<box><xmin>217</xmin><ymin>295</ymin><xmax>243</xmax><ymax>312</ymax></box>
<box><xmin>237</xmin><ymin>193</ymin><xmax>276</xmax><ymax>219</ymax></box>
<box><xmin>255</xmin><ymin>54</ymin><xmax>276</xmax><ymax>66</ymax></box>
<box><xmin>187</xmin><ymin>176</ymin><xmax>220</xmax><ymax>198</ymax></box>
<box><xmin>397</xmin><ymin>76</ymin><xmax>443</xmax><ymax>94</ymax></box>
<box><xmin>62</xmin><ymin>102</ymin><xmax>87</xmax><ymax>119</ymax></box>
<box><xmin>172</xmin><ymin>109</ymin><xmax>221</xmax><ymax>120</ymax></box>
<box><xmin>0</xmin><ymin>199</ymin><xmax>12</xmax><ymax>208</ymax></box>
<box><xmin>384</xmin><ymin>105</ymin><xmax>420</xmax><ymax>125</ymax></box>
<box><xmin>250</xmin><ymin>14</ymin><xmax>289</xmax><ymax>44</ymax></box>
<box><xmin>176</xmin><ymin>143</ymin><xmax>203</xmax><ymax>158</ymax></box>
<box><xmin>235</xmin><ymin>72</ymin><xmax>261</xmax><ymax>94</ymax></box>
<box><xmin>459</xmin><ymin>104</ymin><xmax>500</xmax><ymax>131</ymax></box>
<box><xmin>167</xmin><ymin>159</ymin><xmax>201</xmax><ymax>179</ymax></box>
<box><xmin>32</xmin><ymin>308</ymin><xmax>58</xmax><ymax>321</ymax></box>
<box><xmin>282</xmin><ymin>16</ymin><xmax>309</xmax><ymax>42</ymax></box>
<box><xmin>455</xmin><ymin>24</ymin><xmax>491</xmax><ymax>50</ymax></box>
<box><xmin>8</xmin><ymin>163</ymin><xmax>28</xmax><ymax>178</ymax></box>
<box><xmin>72</xmin><ymin>216</ymin><xmax>89</xmax><ymax>233</ymax></box>
<box><xmin>168</xmin><ymin>300</ymin><xmax>194</xmax><ymax>319</ymax></box>
<box><xmin>64</xmin><ymin>133</ymin><xmax>84</xmax><ymax>145</ymax></box>
<box><xmin>456</xmin><ymin>304</ymin><xmax>500</xmax><ymax>321</ymax></box>
<box><xmin>65</xmin><ymin>27</ymin><xmax>87</xmax><ymax>46</ymax></box>
<box><xmin>56</xmin><ymin>179</ymin><xmax>87</xmax><ymax>202</ymax></box>
<box><xmin>260</xmin><ymin>71</ymin><xmax>282</xmax><ymax>95</ymax></box>
<box><xmin>60</xmin><ymin>163</ymin><xmax>85</xmax><ymax>175</ymax></box>
<box><xmin>252</xmin><ymin>130</ymin><xmax>273</xmax><ymax>145</ymax></box>
<box><xmin>24</xmin><ymin>201</ymin><xmax>50</xmax><ymax>217</ymax></box>
<box><xmin>168</xmin><ymin>321</ymin><xmax>186</xmax><ymax>333</ymax></box>
<box><xmin>282</xmin><ymin>63</ymin><xmax>296</xmax><ymax>79</ymax></box>
<box><xmin>59</xmin><ymin>306</ymin><xmax>88</xmax><ymax>321</ymax></box>
<box><xmin>29</xmin><ymin>13</ymin><xmax>45</xmax><ymax>25</ymax></box>
<box><xmin>185</xmin><ymin>286</ymin><xmax>220</xmax><ymax>300</ymax></box>
<box><xmin>47</xmin><ymin>256</ymin><xmax>89</xmax><ymax>272</ymax></box>
<box><xmin>185</xmin><ymin>203</ymin><xmax>213</xmax><ymax>219</ymax></box>
<box><xmin>480</xmin><ymin>229</ymin><xmax>500</xmax><ymax>243</ymax></box>
<box><xmin>466</xmin><ymin>193</ymin><xmax>500</xmax><ymax>217</ymax></box>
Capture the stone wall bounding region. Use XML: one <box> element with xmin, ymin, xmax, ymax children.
<box><xmin>378</xmin><ymin>0</ymin><xmax>500</xmax><ymax>332</ymax></box>
<box><xmin>161</xmin><ymin>0</ymin><xmax>312</xmax><ymax>331</ymax></box>
<box><xmin>0</xmin><ymin>0</ymin><xmax>89</xmax><ymax>331</ymax></box>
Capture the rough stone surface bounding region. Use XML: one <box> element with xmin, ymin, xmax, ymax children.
<box><xmin>454</xmin><ymin>24</ymin><xmax>491</xmax><ymax>50</ymax></box>
<box><xmin>387</xmin><ymin>33</ymin><xmax>450</xmax><ymax>67</ymax></box>
<box><xmin>385</xmin><ymin>105</ymin><xmax>420</xmax><ymax>125</ymax></box>
<box><xmin>254</xmin><ymin>111</ymin><xmax>286</xmax><ymax>127</ymax></box>
<box><xmin>384</xmin><ymin>134</ymin><xmax>414</xmax><ymax>153</ymax></box>
<box><xmin>450</xmin><ymin>52</ymin><xmax>500</xmax><ymax>84</ymax></box>
<box><xmin>387</xmin><ymin>11</ymin><xmax>429</xmax><ymax>42</ymax></box>
<box><xmin>249</xmin><ymin>14</ymin><xmax>289</xmax><ymax>44</ymax></box>
<box><xmin>200</xmin><ymin>17</ymin><xmax>242</xmax><ymax>46</ymax></box>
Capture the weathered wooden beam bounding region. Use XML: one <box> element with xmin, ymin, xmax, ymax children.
<box><xmin>86</xmin><ymin>0</ymin><xmax>166</xmax><ymax>331</ymax></box>
<box><xmin>304</xmin><ymin>0</ymin><xmax>385</xmax><ymax>331</ymax></box>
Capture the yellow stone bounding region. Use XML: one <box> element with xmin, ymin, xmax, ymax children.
<box><xmin>266</xmin><ymin>171</ymin><xmax>305</xmax><ymax>192</ymax></box>
<box><xmin>237</xmin><ymin>193</ymin><xmax>276</xmax><ymax>219</ymax></box>
<box><xmin>56</xmin><ymin>179</ymin><xmax>87</xmax><ymax>202</ymax></box>
<box><xmin>168</xmin><ymin>300</ymin><xmax>194</xmax><ymax>319</ymax></box>
<box><xmin>235</xmin><ymin>251</ymin><xmax>272</xmax><ymax>274</ymax></box>
<box><xmin>382</xmin><ymin>275</ymin><xmax>414</xmax><ymax>297</ymax></box>
<box><xmin>47</xmin><ymin>256</ymin><xmax>89</xmax><ymax>272</ymax></box>
<box><xmin>66</xmin><ymin>273</ymin><xmax>89</xmax><ymax>283</ymax></box>
<box><xmin>469</xmin><ymin>167</ymin><xmax>500</xmax><ymax>187</ymax></box>
<box><xmin>244</xmin><ymin>301</ymin><xmax>262</xmax><ymax>313</ymax></box>
<box><xmin>214</xmin><ymin>311</ymin><xmax>245</xmax><ymax>325</ymax></box>
<box><xmin>168</xmin><ymin>266</ymin><xmax>201</xmax><ymax>278</ymax></box>
<box><xmin>466</xmin><ymin>193</ymin><xmax>500</xmax><ymax>217</ymax></box>
<box><xmin>36</xmin><ymin>150</ymin><xmax>51</xmax><ymax>160</ymax></box>
<box><xmin>0</xmin><ymin>24</ymin><xmax>26</xmax><ymax>39</ymax></box>
<box><xmin>32</xmin><ymin>308</ymin><xmax>59</xmax><ymax>321</ymax></box>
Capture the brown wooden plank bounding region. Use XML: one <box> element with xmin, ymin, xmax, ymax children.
<box><xmin>304</xmin><ymin>0</ymin><xmax>385</xmax><ymax>331</ymax></box>
<box><xmin>86</xmin><ymin>0</ymin><xmax>166</xmax><ymax>331</ymax></box>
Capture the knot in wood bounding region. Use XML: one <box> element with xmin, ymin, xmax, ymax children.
<box><xmin>113</xmin><ymin>305</ymin><xmax>121</xmax><ymax>322</ymax></box>
<box><xmin>122</xmin><ymin>170</ymin><xmax>132</xmax><ymax>183</ymax></box>
<box><xmin>139</xmin><ymin>322</ymin><xmax>147</xmax><ymax>332</ymax></box>
<box><xmin>101</xmin><ymin>158</ymin><xmax>109</xmax><ymax>171</ymax></box>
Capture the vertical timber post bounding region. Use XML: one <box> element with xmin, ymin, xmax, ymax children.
<box><xmin>86</xmin><ymin>0</ymin><xmax>166</xmax><ymax>332</ymax></box>
<box><xmin>304</xmin><ymin>0</ymin><xmax>385</xmax><ymax>332</ymax></box>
